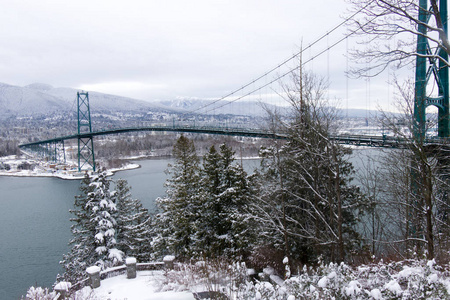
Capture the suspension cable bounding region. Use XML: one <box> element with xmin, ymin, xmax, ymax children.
<box><xmin>203</xmin><ymin>15</ymin><xmax>378</xmax><ymax>113</ymax></box>
<box><xmin>183</xmin><ymin>0</ymin><xmax>376</xmax><ymax>116</ymax></box>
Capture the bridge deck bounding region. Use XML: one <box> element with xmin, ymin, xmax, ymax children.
<box><xmin>19</xmin><ymin>125</ymin><xmax>447</xmax><ymax>149</ymax></box>
<box><xmin>19</xmin><ymin>125</ymin><xmax>287</xmax><ymax>148</ymax></box>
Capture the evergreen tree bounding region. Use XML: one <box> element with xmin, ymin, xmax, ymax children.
<box><xmin>195</xmin><ymin>144</ymin><xmax>253</xmax><ymax>259</ymax></box>
<box><xmin>194</xmin><ymin>145</ymin><xmax>221</xmax><ymax>256</ymax></box>
<box><xmin>115</xmin><ymin>179</ymin><xmax>152</xmax><ymax>262</ymax></box>
<box><xmin>60</xmin><ymin>172</ymin><xmax>123</xmax><ymax>283</ymax></box>
<box><xmin>59</xmin><ymin>175</ymin><xmax>96</xmax><ymax>283</ymax></box>
<box><xmin>154</xmin><ymin>135</ymin><xmax>201</xmax><ymax>259</ymax></box>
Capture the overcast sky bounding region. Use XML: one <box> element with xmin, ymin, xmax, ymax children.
<box><xmin>1</xmin><ymin>0</ymin><xmax>398</xmax><ymax>110</ymax></box>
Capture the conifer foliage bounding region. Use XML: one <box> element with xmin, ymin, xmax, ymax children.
<box><xmin>115</xmin><ymin>179</ymin><xmax>152</xmax><ymax>262</ymax></box>
<box><xmin>155</xmin><ymin>136</ymin><xmax>253</xmax><ymax>260</ymax></box>
<box><xmin>154</xmin><ymin>135</ymin><xmax>202</xmax><ymax>259</ymax></box>
<box><xmin>60</xmin><ymin>172</ymin><xmax>123</xmax><ymax>283</ymax></box>
<box><xmin>195</xmin><ymin>144</ymin><xmax>252</xmax><ymax>259</ymax></box>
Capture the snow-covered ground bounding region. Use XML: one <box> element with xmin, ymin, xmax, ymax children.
<box><xmin>76</xmin><ymin>271</ymin><xmax>195</xmax><ymax>300</ymax></box>
<box><xmin>25</xmin><ymin>259</ymin><xmax>450</xmax><ymax>299</ymax></box>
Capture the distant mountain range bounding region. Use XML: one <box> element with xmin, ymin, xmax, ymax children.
<box><xmin>0</xmin><ymin>82</ymin><xmax>381</xmax><ymax>119</ymax></box>
<box><xmin>0</xmin><ymin>82</ymin><xmax>168</xmax><ymax>119</ymax></box>
<box><xmin>157</xmin><ymin>98</ymin><xmax>287</xmax><ymax>117</ymax></box>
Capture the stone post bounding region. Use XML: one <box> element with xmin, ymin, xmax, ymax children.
<box><xmin>247</xmin><ymin>268</ymin><xmax>257</xmax><ymax>282</ymax></box>
<box><xmin>126</xmin><ymin>257</ymin><xmax>137</xmax><ymax>279</ymax></box>
<box><xmin>54</xmin><ymin>282</ymin><xmax>71</xmax><ymax>299</ymax></box>
<box><xmin>163</xmin><ymin>255</ymin><xmax>175</xmax><ymax>269</ymax></box>
<box><xmin>86</xmin><ymin>266</ymin><xmax>101</xmax><ymax>288</ymax></box>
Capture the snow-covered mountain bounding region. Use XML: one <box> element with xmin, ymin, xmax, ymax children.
<box><xmin>156</xmin><ymin>98</ymin><xmax>287</xmax><ymax>117</ymax></box>
<box><xmin>0</xmin><ymin>82</ymin><xmax>168</xmax><ymax>119</ymax></box>
<box><xmin>156</xmin><ymin>98</ymin><xmax>384</xmax><ymax>118</ymax></box>
<box><xmin>0</xmin><ymin>82</ymin><xmax>67</xmax><ymax>118</ymax></box>
<box><xmin>0</xmin><ymin>82</ymin><xmax>286</xmax><ymax>119</ymax></box>
<box><xmin>0</xmin><ymin>82</ymin><xmax>384</xmax><ymax>120</ymax></box>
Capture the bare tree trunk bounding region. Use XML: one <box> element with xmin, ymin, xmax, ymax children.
<box><xmin>333</xmin><ymin>146</ymin><xmax>344</xmax><ymax>262</ymax></box>
<box><xmin>423</xmin><ymin>160</ymin><xmax>435</xmax><ymax>259</ymax></box>
<box><xmin>276</xmin><ymin>142</ymin><xmax>290</xmax><ymax>262</ymax></box>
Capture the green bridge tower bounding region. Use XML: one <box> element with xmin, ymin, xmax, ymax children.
<box><xmin>77</xmin><ymin>91</ymin><xmax>96</xmax><ymax>172</ymax></box>
<box><xmin>415</xmin><ymin>0</ymin><xmax>449</xmax><ymax>138</ymax></box>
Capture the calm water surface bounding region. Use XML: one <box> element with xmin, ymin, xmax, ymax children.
<box><xmin>0</xmin><ymin>177</ymin><xmax>78</xmax><ymax>300</ymax></box>
<box><xmin>0</xmin><ymin>158</ymin><xmax>262</xmax><ymax>299</ymax></box>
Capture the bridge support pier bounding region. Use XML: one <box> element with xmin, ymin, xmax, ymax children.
<box><xmin>414</xmin><ymin>0</ymin><xmax>449</xmax><ymax>139</ymax></box>
<box><xmin>77</xmin><ymin>92</ymin><xmax>96</xmax><ymax>172</ymax></box>
<box><xmin>410</xmin><ymin>0</ymin><xmax>449</xmax><ymax>259</ymax></box>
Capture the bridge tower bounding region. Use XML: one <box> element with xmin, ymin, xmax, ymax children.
<box><xmin>77</xmin><ymin>91</ymin><xmax>96</xmax><ymax>172</ymax></box>
<box><xmin>414</xmin><ymin>0</ymin><xmax>449</xmax><ymax>138</ymax></box>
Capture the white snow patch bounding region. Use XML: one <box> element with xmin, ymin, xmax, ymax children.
<box><xmin>0</xmin><ymin>155</ymin><xmax>140</xmax><ymax>180</ymax></box>
<box><xmin>195</xmin><ymin>261</ymin><xmax>206</xmax><ymax>267</ymax></box>
<box><xmin>370</xmin><ymin>288</ymin><xmax>382</xmax><ymax>299</ymax></box>
<box><xmin>95</xmin><ymin>232</ymin><xmax>104</xmax><ymax>243</ymax></box>
<box><xmin>77</xmin><ymin>271</ymin><xmax>195</xmax><ymax>300</ymax></box>
<box><xmin>86</xmin><ymin>266</ymin><xmax>101</xmax><ymax>274</ymax></box>
<box><xmin>317</xmin><ymin>276</ymin><xmax>328</xmax><ymax>288</ymax></box>
<box><xmin>95</xmin><ymin>246</ymin><xmax>107</xmax><ymax>254</ymax></box>
<box><xmin>126</xmin><ymin>257</ymin><xmax>137</xmax><ymax>264</ymax></box>
<box><xmin>385</xmin><ymin>279</ymin><xmax>402</xmax><ymax>296</ymax></box>
<box><xmin>344</xmin><ymin>280</ymin><xmax>361</xmax><ymax>296</ymax></box>
<box><xmin>108</xmin><ymin>248</ymin><xmax>124</xmax><ymax>262</ymax></box>
<box><xmin>163</xmin><ymin>255</ymin><xmax>175</xmax><ymax>262</ymax></box>
<box><xmin>270</xmin><ymin>274</ymin><xmax>285</xmax><ymax>286</ymax></box>
<box><xmin>54</xmin><ymin>281</ymin><xmax>71</xmax><ymax>291</ymax></box>
<box><xmin>105</xmin><ymin>228</ymin><xmax>115</xmax><ymax>237</ymax></box>
<box><xmin>263</xmin><ymin>266</ymin><xmax>275</xmax><ymax>275</ymax></box>
<box><xmin>427</xmin><ymin>259</ymin><xmax>435</xmax><ymax>270</ymax></box>
<box><xmin>427</xmin><ymin>273</ymin><xmax>438</xmax><ymax>283</ymax></box>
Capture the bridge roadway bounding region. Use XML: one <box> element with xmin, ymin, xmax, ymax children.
<box><xmin>18</xmin><ymin>125</ymin><xmax>287</xmax><ymax>149</ymax></box>
<box><xmin>18</xmin><ymin>124</ymin><xmax>446</xmax><ymax>149</ymax></box>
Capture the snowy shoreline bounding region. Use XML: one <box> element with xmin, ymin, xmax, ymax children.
<box><xmin>0</xmin><ymin>155</ymin><xmax>262</xmax><ymax>180</ymax></box>
<box><xmin>0</xmin><ymin>163</ymin><xmax>141</xmax><ymax>180</ymax></box>
<box><xmin>0</xmin><ymin>155</ymin><xmax>142</xmax><ymax>180</ymax></box>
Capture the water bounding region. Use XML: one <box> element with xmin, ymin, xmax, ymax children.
<box><xmin>0</xmin><ymin>158</ymin><xmax>262</xmax><ymax>299</ymax></box>
<box><xmin>0</xmin><ymin>177</ymin><xmax>78</xmax><ymax>300</ymax></box>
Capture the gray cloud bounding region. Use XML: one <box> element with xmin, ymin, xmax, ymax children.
<box><xmin>0</xmin><ymin>0</ymin><xmax>394</xmax><ymax>110</ymax></box>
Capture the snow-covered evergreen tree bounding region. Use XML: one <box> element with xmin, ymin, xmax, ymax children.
<box><xmin>194</xmin><ymin>144</ymin><xmax>253</xmax><ymax>259</ymax></box>
<box><xmin>115</xmin><ymin>179</ymin><xmax>152</xmax><ymax>262</ymax></box>
<box><xmin>154</xmin><ymin>138</ymin><xmax>255</xmax><ymax>260</ymax></box>
<box><xmin>59</xmin><ymin>174</ymin><xmax>96</xmax><ymax>283</ymax></box>
<box><xmin>154</xmin><ymin>135</ymin><xmax>202</xmax><ymax>259</ymax></box>
<box><xmin>60</xmin><ymin>172</ymin><xmax>123</xmax><ymax>283</ymax></box>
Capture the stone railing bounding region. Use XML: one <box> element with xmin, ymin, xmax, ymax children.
<box><xmin>54</xmin><ymin>256</ymin><xmax>281</xmax><ymax>299</ymax></box>
<box><xmin>54</xmin><ymin>256</ymin><xmax>175</xmax><ymax>298</ymax></box>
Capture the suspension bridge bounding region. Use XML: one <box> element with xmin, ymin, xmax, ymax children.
<box><xmin>18</xmin><ymin>0</ymin><xmax>449</xmax><ymax>171</ymax></box>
